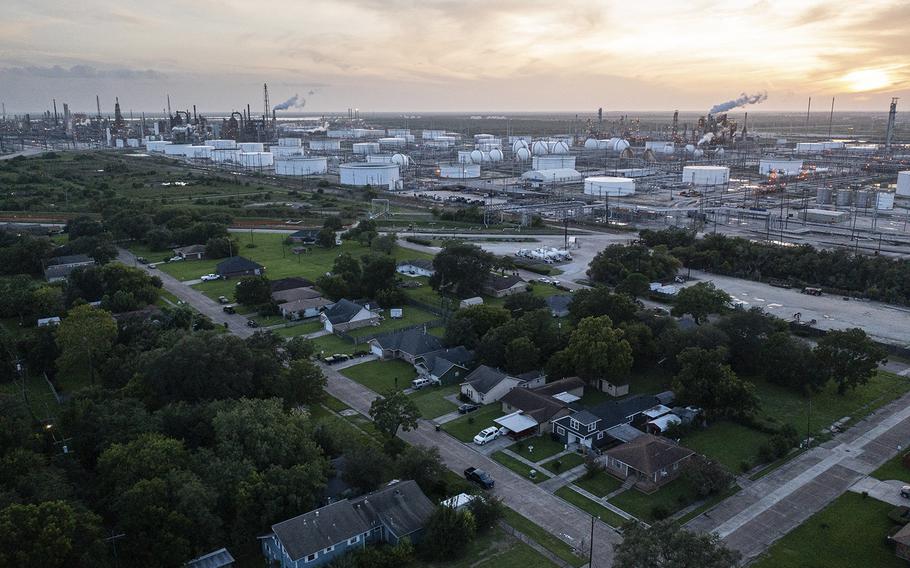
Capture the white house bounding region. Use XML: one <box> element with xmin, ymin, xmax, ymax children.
<box><xmin>320</xmin><ymin>299</ymin><xmax>381</xmax><ymax>333</ymax></box>
<box><xmin>459</xmin><ymin>365</ymin><xmax>546</xmax><ymax>405</ymax></box>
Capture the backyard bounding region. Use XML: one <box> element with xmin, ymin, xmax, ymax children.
<box><xmin>339</xmin><ymin>359</ymin><xmax>458</xmax><ymax>419</ymax></box>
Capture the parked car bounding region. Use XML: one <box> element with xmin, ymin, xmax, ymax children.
<box><xmin>246</xmin><ymin>319</ymin><xmax>259</xmax><ymax>328</ymax></box>
<box><xmin>473</xmin><ymin>426</ymin><xmax>500</xmax><ymax>446</ymax></box>
<box><xmin>901</xmin><ymin>486</ymin><xmax>910</xmax><ymax>499</ymax></box>
<box><xmin>168</xmin><ymin>256</ymin><xmax>184</xmax><ymax>262</ymax></box>
<box><xmin>218</xmin><ymin>296</ymin><xmax>230</xmax><ymax>304</ymax></box>
<box><xmin>411</xmin><ymin>377</ymin><xmax>434</xmax><ymax>390</ymax></box>
<box><xmin>223</xmin><ymin>305</ymin><xmax>236</xmax><ymax>314</ymax></box>
<box><xmin>464</xmin><ymin>467</ymin><xmax>494</xmax><ymax>489</ymax></box>
<box><xmin>147</xmin><ymin>264</ymin><xmax>157</xmax><ymax>270</ymax></box>
<box><xmin>136</xmin><ymin>256</ymin><xmax>148</xmax><ymax>264</ymax></box>
<box><xmin>458</xmin><ymin>403</ymin><xmax>480</xmax><ymax>415</ymax></box>
<box><xmin>200</xmin><ymin>273</ymin><xmax>220</xmax><ymax>282</ymax></box>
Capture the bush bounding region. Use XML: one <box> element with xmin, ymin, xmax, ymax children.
<box><xmin>406</xmin><ymin>236</ymin><xmax>432</xmax><ymax>247</ymax></box>
<box><xmin>738</xmin><ymin>460</ymin><xmax>752</xmax><ymax>473</ymax></box>
<box><xmin>651</xmin><ymin>505</ymin><xmax>669</xmax><ymax>521</ymax></box>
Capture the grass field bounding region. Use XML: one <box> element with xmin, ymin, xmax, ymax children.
<box><xmin>501</xmin><ymin>508</ymin><xmax>587</xmax><ymax>567</ymax></box>
<box><xmin>442</xmin><ymin>405</ymin><xmax>505</xmax><ymax>443</ymax></box>
<box><xmin>311</xmin><ymin>334</ymin><xmax>360</xmax><ymax>356</ymax></box>
<box><xmin>346</xmin><ymin>306</ymin><xmax>439</xmax><ymax>340</ymax></box>
<box><xmin>492</xmin><ymin>451</ymin><xmax>547</xmax><ymax>483</ymax></box>
<box><xmin>751</xmin><ymin>492</ymin><xmax>904</xmax><ymax>568</ymax></box>
<box><xmin>554</xmin><ymin>487</ymin><xmax>628</xmax><ymax>528</ymax></box>
<box><xmin>273</xmin><ymin>320</ymin><xmax>323</xmax><ymax>338</ymax></box>
<box><xmin>872</xmin><ymin>452</ymin><xmax>910</xmax><ymax>483</ymax></box>
<box><xmin>425</xmin><ymin>525</ymin><xmax>556</xmax><ymax>568</ymax></box>
<box><xmin>540</xmin><ymin>452</ymin><xmax>585</xmax><ymax>475</ymax></box>
<box><xmin>683</xmin><ymin>421</ymin><xmax>772</xmax><ymax>472</ymax></box>
<box><xmin>341</xmin><ymin>359</ymin><xmax>417</xmax><ymax>393</ymax></box>
<box><xmin>574</xmin><ymin>471</ymin><xmax>623</xmax><ymax>498</ymax></box>
<box><xmin>607</xmin><ymin>477</ymin><xmax>698</xmax><ymax>522</ymax></box>
<box><xmin>410</xmin><ymin>384</ymin><xmax>459</xmax><ymax>419</ymax></box>
<box><xmin>507</xmin><ymin>436</ymin><xmax>565</xmax><ymax>463</ymax></box>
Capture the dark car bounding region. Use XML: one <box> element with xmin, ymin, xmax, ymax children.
<box><xmin>458</xmin><ymin>403</ymin><xmax>480</xmax><ymax>415</ymax></box>
<box><xmin>223</xmin><ymin>305</ymin><xmax>236</xmax><ymax>314</ymax></box>
<box><xmin>464</xmin><ymin>467</ymin><xmax>494</xmax><ymax>489</ymax></box>
<box><xmin>246</xmin><ymin>319</ymin><xmax>259</xmax><ymax>328</ymax></box>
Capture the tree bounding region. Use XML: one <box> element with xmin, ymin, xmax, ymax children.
<box><xmin>370</xmin><ymin>391</ymin><xmax>421</xmax><ymax>438</ymax></box>
<box><xmin>0</xmin><ymin>500</ymin><xmax>107</xmax><ymax>568</ymax></box>
<box><xmin>504</xmin><ymin>337</ymin><xmax>540</xmax><ymax>373</ymax></box>
<box><xmin>273</xmin><ymin>359</ymin><xmax>327</xmax><ymax>407</ymax></box>
<box><xmin>360</xmin><ymin>254</ymin><xmax>397</xmax><ymax>298</ymax></box>
<box><xmin>395</xmin><ymin>446</ymin><xmax>447</xmax><ymax>495</ymax></box>
<box><xmin>371</xmin><ymin>233</ymin><xmax>397</xmax><ymax>255</ymax></box>
<box><xmin>205</xmin><ymin>236</ymin><xmax>234</xmax><ymax>258</ymax></box>
<box><xmin>560</xmin><ymin>316</ymin><xmax>632</xmax><ymax>384</ymax></box>
<box><xmin>683</xmin><ymin>457</ymin><xmax>733</xmax><ymax>498</ymax></box>
<box><xmin>97</xmin><ymin>433</ymin><xmax>191</xmax><ymax>492</ymax></box>
<box><xmin>762</xmin><ymin>332</ymin><xmax>823</xmax><ymax>392</ymax></box>
<box><xmin>616</xmin><ymin>272</ymin><xmax>650</xmax><ymax>297</ymax></box>
<box><xmin>323</xmin><ymin>215</ymin><xmax>345</xmax><ymax>231</ymax></box>
<box><xmin>55</xmin><ymin>304</ymin><xmax>117</xmax><ymax>385</ymax></box>
<box><xmin>503</xmin><ymin>293</ymin><xmax>546</xmax><ymax>315</ymax></box>
<box><xmin>235</xmin><ymin>275</ymin><xmax>271</xmax><ymax>305</ymax></box>
<box><xmin>285</xmin><ymin>336</ymin><xmax>316</xmax><ymax>361</ymax></box>
<box><xmin>342</xmin><ymin>442</ymin><xmax>393</xmax><ymax>492</ymax></box>
<box><xmin>814</xmin><ymin>328</ymin><xmax>887</xmax><ymax>394</ymax></box>
<box><xmin>716</xmin><ymin>308</ymin><xmax>786</xmax><ymax>375</ymax></box>
<box><xmin>420</xmin><ymin>505</ymin><xmax>476</xmax><ymax>561</ymax></box>
<box><xmin>613</xmin><ymin>520</ymin><xmax>741</xmax><ymax>568</ymax></box>
<box><xmin>672</xmin><ymin>282</ymin><xmax>731</xmax><ymax>324</ymax></box>
<box><xmin>316</xmin><ymin>227</ymin><xmax>336</xmax><ymax>248</ymax></box>
<box><xmin>233</xmin><ymin>463</ymin><xmax>326</xmax><ymax>541</ymax></box>
<box><xmin>588</xmin><ymin>243</ymin><xmax>680</xmax><ymax>286</ymax></box>
<box><xmin>430</xmin><ymin>242</ymin><xmax>495</xmax><ymax>298</ymax></box>
<box><xmin>468</xmin><ymin>496</ymin><xmax>505</xmax><ymax>533</ymax></box>
<box><xmin>444</xmin><ymin>305</ymin><xmax>510</xmax><ymax>349</ymax></box>
<box><xmin>673</xmin><ymin>348</ymin><xmax>758</xmax><ymax>419</ymax></box>
<box><xmin>569</xmin><ymin>287</ymin><xmax>639</xmax><ymax>325</ymax></box>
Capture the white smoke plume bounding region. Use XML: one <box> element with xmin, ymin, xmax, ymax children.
<box><xmin>697</xmin><ymin>132</ymin><xmax>714</xmax><ymax>146</ymax></box>
<box><xmin>709</xmin><ymin>91</ymin><xmax>767</xmax><ymax>114</ymax></box>
<box><xmin>273</xmin><ymin>94</ymin><xmax>306</xmax><ymax>111</ymax></box>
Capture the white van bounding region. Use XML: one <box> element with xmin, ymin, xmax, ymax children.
<box><xmin>411</xmin><ymin>377</ymin><xmax>434</xmax><ymax>390</ymax></box>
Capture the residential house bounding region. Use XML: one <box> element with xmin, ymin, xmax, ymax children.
<box><xmin>499</xmin><ymin>388</ymin><xmax>571</xmax><ymax>435</ymax></box>
<box><xmin>271</xmin><ymin>277</ymin><xmax>315</xmax><ymax>293</ymax></box>
<box><xmin>173</xmin><ymin>244</ymin><xmax>207</xmax><ymax>260</ymax></box>
<box><xmin>396</xmin><ymin>259</ymin><xmax>435</xmax><ymax>278</ymax></box>
<box><xmin>414</xmin><ymin>346</ymin><xmax>474</xmax><ymax>385</ymax></box>
<box><xmin>493</xmin><ymin>411</ymin><xmax>540</xmax><ymax>439</ymax></box>
<box><xmin>551</xmin><ymin>394</ymin><xmax>661</xmax><ymax>452</ymax></box>
<box><xmin>288</xmin><ymin>228</ymin><xmax>322</xmax><ymax>244</ymax></box>
<box><xmin>186</xmin><ymin>548</ymin><xmax>235</xmax><ymax>568</ymax></box>
<box><xmin>272</xmin><ymin>286</ymin><xmax>323</xmax><ymax>304</ymax></box>
<box><xmin>279</xmin><ymin>297</ymin><xmax>333</xmax><ymax>320</ymax></box>
<box><xmin>459</xmin><ymin>297</ymin><xmax>483</xmax><ymax>309</ymax></box>
<box><xmin>260</xmin><ymin>480</ymin><xmax>435</xmax><ymax>568</ymax></box>
<box><xmin>534</xmin><ymin>377</ymin><xmax>586</xmax><ymax>400</ymax></box>
<box><xmin>482</xmin><ymin>274</ymin><xmax>529</xmax><ymax>298</ymax></box>
<box><xmin>602</xmin><ymin>434</ymin><xmax>695</xmax><ymax>492</ymax></box>
<box><xmin>321</xmin><ymin>299</ymin><xmax>381</xmax><ymax>333</ymax></box>
<box><xmin>892</xmin><ymin>522</ymin><xmax>910</xmax><ymax>562</ymax></box>
<box><xmin>460</xmin><ymin>365</ymin><xmax>545</xmax><ymax>405</ymax></box>
<box><xmin>593</xmin><ymin>376</ymin><xmax>630</xmax><ymax>398</ymax></box>
<box><xmin>44</xmin><ymin>254</ymin><xmax>95</xmax><ymax>282</ymax></box>
<box><xmin>368</xmin><ymin>328</ymin><xmax>443</xmax><ymax>363</ymax></box>
<box><xmin>216</xmin><ymin>256</ymin><xmax>264</xmax><ymax>279</ymax></box>
<box><xmin>545</xmin><ymin>295</ymin><xmax>573</xmax><ymax>318</ymax></box>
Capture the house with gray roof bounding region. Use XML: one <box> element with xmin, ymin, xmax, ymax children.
<box><xmin>186</xmin><ymin>548</ymin><xmax>234</xmax><ymax>568</ymax></box>
<box><xmin>396</xmin><ymin>259</ymin><xmax>435</xmax><ymax>278</ymax></box>
<box><xmin>551</xmin><ymin>394</ymin><xmax>661</xmax><ymax>452</ymax></box>
<box><xmin>44</xmin><ymin>254</ymin><xmax>95</xmax><ymax>282</ymax></box>
<box><xmin>260</xmin><ymin>480</ymin><xmax>435</xmax><ymax>568</ymax></box>
<box><xmin>272</xmin><ymin>286</ymin><xmax>323</xmax><ymax>304</ymax></box>
<box><xmin>173</xmin><ymin>244</ymin><xmax>207</xmax><ymax>260</ymax></box>
<box><xmin>414</xmin><ymin>346</ymin><xmax>474</xmax><ymax>385</ymax></box>
<box><xmin>215</xmin><ymin>256</ymin><xmax>264</xmax><ymax>279</ymax></box>
<box><xmin>459</xmin><ymin>365</ymin><xmax>545</xmax><ymax>405</ymax></box>
<box><xmin>368</xmin><ymin>327</ymin><xmax>443</xmax><ymax>363</ymax></box>
<box><xmin>482</xmin><ymin>273</ymin><xmax>528</xmax><ymax>298</ymax></box>
<box><xmin>320</xmin><ymin>299</ymin><xmax>380</xmax><ymax>333</ymax></box>
<box><xmin>279</xmin><ymin>297</ymin><xmax>333</xmax><ymax>320</ymax></box>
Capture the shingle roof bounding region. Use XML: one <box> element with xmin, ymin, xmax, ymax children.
<box><xmin>216</xmin><ymin>256</ymin><xmax>263</xmax><ymax>274</ymax></box>
<box><xmin>271</xmin><ymin>480</ymin><xmax>434</xmax><ymax>561</ymax></box>
<box><xmin>419</xmin><ymin>346</ymin><xmax>474</xmax><ymax>376</ymax></box>
<box><xmin>280</xmin><ymin>297</ymin><xmax>332</xmax><ymax>313</ymax></box>
<box><xmin>45</xmin><ymin>264</ymin><xmax>81</xmax><ymax>280</ymax></box>
<box><xmin>568</xmin><ymin>410</ymin><xmax>600</xmax><ymax>426</ymax></box>
<box><xmin>372</xmin><ymin>328</ymin><xmax>443</xmax><ymax>357</ymax></box>
<box><xmin>589</xmin><ymin>395</ymin><xmax>660</xmax><ymax>429</ymax></box>
<box><xmin>500</xmin><ymin>388</ymin><xmax>567</xmax><ymax>423</ymax></box>
<box><xmin>174</xmin><ymin>244</ymin><xmax>207</xmax><ymax>255</ymax></box>
<box><xmin>323</xmin><ymin>299</ymin><xmax>367</xmax><ymax>324</ymax></box>
<box><xmin>535</xmin><ymin>377</ymin><xmax>585</xmax><ymax>397</ymax></box>
<box><xmin>602</xmin><ymin>434</ymin><xmax>694</xmax><ymax>475</ymax></box>
<box><xmin>272</xmin><ymin>287</ymin><xmax>322</xmax><ymax>303</ymax></box>
<box><xmin>185</xmin><ymin>548</ymin><xmax>235</xmax><ymax>568</ymax></box>
<box><xmin>463</xmin><ymin>365</ymin><xmax>511</xmax><ymax>395</ymax></box>
<box><xmin>46</xmin><ymin>254</ymin><xmax>93</xmax><ymax>267</ymax></box>
<box><xmin>290</xmin><ymin>228</ymin><xmax>321</xmax><ymax>239</ymax></box>
<box><xmin>485</xmin><ymin>273</ymin><xmax>526</xmax><ymax>291</ymax></box>
<box><xmin>271</xmin><ymin>277</ymin><xmax>315</xmax><ymax>293</ymax></box>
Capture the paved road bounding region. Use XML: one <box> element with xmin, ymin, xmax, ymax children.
<box><xmin>686</xmin><ymin>384</ymin><xmax>910</xmax><ymax>562</ymax></box>
<box><xmin>322</xmin><ymin>363</ymin><xmax>620</xmax><ymax>567</ymax></box>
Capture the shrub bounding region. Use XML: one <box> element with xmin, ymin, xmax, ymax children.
<box><xmin>651</xmin><ymin>505</ymin><xmax>669</xmax><ymax>521</ymax></box>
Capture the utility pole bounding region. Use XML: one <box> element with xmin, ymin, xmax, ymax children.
<box><xmin>805</xmin><ymin>96</ymin><xmax>812</xmax><ymax>132</ymax></box>
<box><xmin>589</xmin><ymin>514</ymin><xmax>596</xmax><ymax>567</ymax></box>
<box><xmin>827</xmin><ymin>97</ymin><xmax>835</xmax><ymax>138</ymax></box>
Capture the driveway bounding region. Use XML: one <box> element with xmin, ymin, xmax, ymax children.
<box><xmin>848</xmin><ymin>477</ymin><xmax>908</xmax><ymax>506</ymax></box>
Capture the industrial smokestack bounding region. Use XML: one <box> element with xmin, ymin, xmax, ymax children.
<box><xmin>273</xmin><ymin>94</ymin><xmax>304</xmax><ymax>111</ymax></box>
<box><xmin>708</xmin><ymin>91</ymin><xmax>768</xmax><ymax>114</ymax></box>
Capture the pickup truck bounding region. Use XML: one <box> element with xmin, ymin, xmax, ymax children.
<box><xmin>464</xmin><ymin>467</ymin><xmax>494</xmax><ymax>489</ymax></box>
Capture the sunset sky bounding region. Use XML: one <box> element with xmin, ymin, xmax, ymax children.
<box><xmin>1</xmin><ymin>0</ymin><xmax>908</xmax><ymax>113</ymax></box>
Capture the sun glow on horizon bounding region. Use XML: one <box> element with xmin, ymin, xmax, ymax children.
<box><xmin>842</xmin><ymin>69</ymin><xmax>893</xmax><ymax>92</ymax></box>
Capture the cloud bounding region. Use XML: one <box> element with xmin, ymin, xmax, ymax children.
<box><xmin>0</xmin><ymin>64</ymin><xmax>165</xmax><ymax>80</ymax></box>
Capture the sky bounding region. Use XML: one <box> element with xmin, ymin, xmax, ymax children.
<box><xmin>1</xmin><ymin>0</ymin><xmax>908</xmax><ymax>114</ymax></box>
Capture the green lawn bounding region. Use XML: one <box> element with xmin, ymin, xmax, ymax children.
<box><xmin>540</xmin><ymin>452</ymin><xmax>586</xmax><ymax>475</ymax></box>
<box><xmin>492</xmin><ymin>451</ymin><xmax>547</xmax><ymax>483</ymax></box>
<box><xmin>507</xmin><ymin>436</ymin><xmax>566</xmax><ymax>463</ymax></box>
<box><xmin>607</xmin><ymin>477</ymin><xmax>698</xmax><ymax>523</ymax></box>
<box><xmin>675</xmin><ymin>485</ymin><xmax>741</xmax><ymax>525</ymax></box>
<box><xmin>340</xmin><ymin>359</ymin><xmax>416</xmax><ymax>394</ymax></box>
<box><xmin>578</xmin><ymin>366</ymin><xmax>673</xmax><ymax>407</ymax></box>
<box><xmin>410</xmin><ymin>384</ymin><xmax>459</xmax><ymax>419</ymax></box>
<box><xmin>574</xmin><ymin>471</ymin><xmax>623</xmax><ymax>498</ymax></box>
<box><xmin>346</xmin><ymin>306</ymin><xmax>439</xmax><ymax>340</ymax></box>
<box><xmin>752</xmin><ymin>492</ymin><xmax>905</xmax><ymax>568</ymax></box>
<box><xmin>872</xmin><ymin>452</ymin><xmax>910</xmax><ymax>483</ymax></box>
<box><xmin>683</xmin><ymin>421</ymin><xmax>772</xmax><ymax>472</ymax></box>
<box><xmin>273</xmin><ymin>320</ymin><xmax>323</xmax><ymax>338</ymax></box>
<box><xmin>554</xmin><ymin>487</ymin><xmax>628</xmax><ymax>528</ymax></box>
<box><xmin>501</xmin><ymin>508</ymin><xmax>587</xmax><ymax>567</ymax></box>
<box><xmin>442</xmin><ymin>405</ymin><xmax>504</xmax><ymax>443</ymax></box>
<box><xmin>0</xmin><ymin>373</ymin><xmax>56</xmax><ymax>416</ymax></box>
<box><xmin>311</xmin><ymin>334</ymin><xmax>360</xmax><ymax>356</ymax></box>
<box><xmin>425</xmin><ymin>526</ymin><xmax>556</xmax><ymax>568</ymax></box>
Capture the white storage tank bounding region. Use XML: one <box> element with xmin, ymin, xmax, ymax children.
<box><xmin>533</xmin><ymin>155</ymin><xmax>576</xmax><ymax>170</ymax></box>
<box><xmin>127</xmin><ymin>138</ymin><xmax>140</xmax><ymax>148</ymax></box>
<box><xmin>339</xmin><ymin>163</ymin><xmax>400</xmax><ymax>189</ymax></box>
<box><xmin>309</xmin><ymin>139</ymin><xmax>341</xmax><ymax>151</ymax></box>
<box><xmin>422</xmin><ymin>129</ymin><xmax>446</xmax><ymax>140</ymax></box>
<box><xmin>212</xmin><ymin>149</ymin><xmax>241</xmax><ymax>163</ymax></box>
<box><xmin>187</xmin><ymin>145</ymin><xmax>214</xmax><ymax>159</ymax></box>
<box><xmin>512</xmin><ymin>139</ymin><xmax>529</xmax><ymax>152</ymax></box>
<box><xmin>239</xmin><ymin>142</ymin><xmax>265</xmax><ymax>153</ymax></box>
<box><xmin>897</xmin><ymin>171</ymin><xmax>910</xmax><ymax>197</ymax></box>
<box><xmin>759</xmin><ymin>159</ymin><xmax>803</xmax><ymax>176</ymax></box>
<box><xmin>146</xmin><ymin>140</ymin><xmax>171</xmax><ymax>153</ymax></box>
<box><xmin>584</xmin><ymin>176</ymin><xmax>635</xmax><ymax>197</ymax></box>
<box><xmin>682</xmin><ymin>165</ymin><xmax>729</xmax><ymax>186</ymax></box>
<box><xmin>164</xmin><ymin>144</ymin><xmax>192</xmax><ymax>156</ymax></box>
<box><xmin>796</xmin><ymin>141</ymin><xmax>845</xmax><ymax>153</ymax></box>
<box><xmin>379</xmin><ymin>137</ymin><xmax>406</xmax><ymax>147</ymax></box>
<box><xmin>391</xmin><ymin>153</ymin><xmax>410</xmax><ymax>167</ymax></box>
<box><xmin>275</xmin><ymin>157</ymin><xmax>327</xmax><ymax>176</ymax></box>
<box><xmin>278</xmin><ymin>138</ymin><xmax>302</xmax><ymax>148</ymax></box>
<box><xmin>367</xmin><ymin>154</ymin><xmax>395</xmax><ymax>164</ymax></box>
<box><xmin>270</xmin><ymin>146</ymin><xmax>304</xmax><ymax>158</ymax></box>
<box><xmin>488</xmin><ymin>149</ymin><xmax>503</xmax><ymax>162</ymax></box>
<box><xmin>645</xmin><ymin>141</ymin><xmax>674</xmax><ymax>154</ymax></box>
<box><xmin>353</xmin><ymin>142</ymin><xmax>380</xmax><ymax>155</ymax></box>
<box><xmin>209</xmin><ymin>139</ymin><xmax>238</xmax><ymax>149</ymax></box>
<box><xmin>877</xmin><ymin>192</ymin><xmax>895</xmax><ymax>210</ymax></box>
<box><xmin>327</xmin><ymin>129</ymin><xmax>354</xmax><ymax>138</ymax></box>
<box><xmin>115</xmin><ymin>139</ymin><xmax>125</xmax><ymax>148</ymax></box>
<box><xmin>387</xmin><ymin>128</ymin><xmax>411</xmax><ymax>137</ymax></box>
<box><xmin>584</xmin><ymin>138</ymin><xmax>599</xmax><ymax>150</ymax></box>
<box><xmin>438</xmin><ymin>163</ymin><xmax>481</xmax><ymax>179</ymax></box>
<box><xmin>515</xmin><ymin>147</ymin><xmax>531</xmax><ymax>161</ymax></box>
<box><xmin>470</xmin><ymin>150</ymin><xmax>485</xmax><ymax>164</ymax></box>
<box><xmin>239</xmin><ymin>152</ymin><xmax>274</xmax><ymax>168</ymax></box>
<box><xmin>457</xmin><ymin>150</ymin><xmax>474</xmax><ymax>164</ymax></box>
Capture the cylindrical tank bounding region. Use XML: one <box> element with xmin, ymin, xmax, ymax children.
<box><xmin>309</xmin><ymin>139</ymin><xmax>342</xmax><ymax>151</ymax></box>
<box><xmin>759</xmin><ymin>159</ymin><xmax>803</xmax><ymax>176</ymax></box>
<box><xmin>352</xmin><ymin>142</ymin><xmax>380</xmax><ymax>155</ymax></box>
<box><xmin>854</xmin><ymin>190</ymin><xmax>871</xmax><ymax>208</ymax></box>
<box><xmin>275</xmin><ymin>157</ymin><xmax>328</xmax><ymax>176</ymax></box>
<box><xmin>239</xmin><ymin>142</ymin><xmax>264</xmax><ymax>153</ymax></box>
<box><xmin>584</xmin><ymin>176</ymin><xmax>635</xmax><ymax>197</ymax></box>
<box><xmin>835</xmin><ymin>190</ymin><xmax>852</xmax><ymax>206</ymax></box>
<box><xmin>278</xmin><ymin>138</ymin><xmax>302</xmax><ymax>148</ymax></box>
<box><xmin>366</xmin><ymin>154</ymin><xmax>394</xmax><ymax>164</ymax></box>
<box><xmin>146</xmin><ymin>140</ymin><xmax>171</xmax><ymax>153</ymax></box>
<box><xmin>533</xmin><ymin>155</ymin><xmax>576</xmax><ymax>170</ymax></box>
<box><xmin>379</xmin><ymin>137</ymin><xmax>406</xmax><ymax>147</ymax></box>
<box><xmin>212</xmin><ymin>149</ymin><xmax>241</xmax><ymax>163</ymax></box>
<box><xmin>877</xmin><ymin>192</ymin><xmax>895</xmax><ymax>210</ymax></box>
<box><xmin>515</xmin><ymin>147</ymin><xmax>531</xmax><ymax>161</ymax></box>
<box><xmin>816</xmin><ymin>187</ymin><xmax>833</xmax><ymax>204</ymax></box>
<box><xmin>474</xmin><ymin>133</ymin><xmax>494</xmax><ymax>141</ymax></box>
<box><xmin>438</xmin><ymin>163</ymin><xmax>481</xmax><ymax>179</ymax></box>
<box><xmin>457</xmin><ymin>150</ymin><xmax>474</xmax><ymax>164</ymax></box>
<box><xmin>682</xmin><ymin>165</ymin><xmax>729</xmax><ymax>185</ymax></box>
<box><xmin>239</xmin><ymin>152</ymin><xmax>274</xmax><ymax>168</ymax></box>
<box><xmin>164</xmin><ymin>144</ymin><xmax>192</xmax><ymax>156</ymax></box>
<box><xmin>898</xmin><ymin>171</ymin><xmax>910</xmax><ymax>197</ymax></box>
<box><xmin>339</xmin><ymin>163</ymin><xmax>400</xmax><ymax>189</ymax></box>
<box><xmin>270</xmin><ymin>146</ymin><xmax>304</xmax><ymax>157</ymax></box>
<box><xmin>584</xmin><ymin>138</ymin><xmax>599</xmax><ymax>150</ymax></box>
<box><xmin>208</xmin><ymin>139</ymin><xmax>238</xmax><ymax>149</ymax></box>
<box><xmin>391</xmin><ymin>153</ymin><xmax>410</xmax><ymax>167</ymax></box>
<box><xmin>186</xmin><ymin>145</ymin><xmax>214</xmax><ymax>159</ymax></box>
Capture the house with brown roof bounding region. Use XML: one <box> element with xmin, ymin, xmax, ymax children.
<box><xmin>602</xmin><ymin>433</ymin><xmax>694</xmax><ymax>493</ymax></box>
<box><xmin>482</xmin><ymin>273</ymin><xmax>528</xmax><ymax>298</ymax></box>
<box><xmin>891</xmin><ymin>522</ymin><xmax>910</xmax><ymax>561</ymax></box>
<box><xmin>173</xmin><ymin>244</ymin><xmax>207</xmax><ymax>260</ymax></box>
<box><xmin>499</xmin><ymin>378</ymin><xmax>585</xmax><ymax>434</ymax></box>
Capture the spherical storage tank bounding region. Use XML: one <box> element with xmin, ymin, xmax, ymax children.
<box><xmin>584</xmin><ymin>138</ymin><xmax>599</xmax><ymax>150</ymax></box>
<box><xmin>531</xmin><ymin>140</ymin><xmax>550</xmax><ymax>155</ymax></box>
<box><xmin>239</xmin><ymin>142</ymin><xmax>265</xmax><ymax>153</ymax></box>
<box><xmin>275</xmin><ymin>157</ymin><xmax>327</xmax><ymax>176</ymax></box>
<box><xmin>488</xmin><ymin>149</ymin><xmax>503</xmax><ymax>162</ymax></box>
<box><xmin>339</xmin><ymin>163</ymin><xmax>400</xmax><ymax>190</ymax></box>
<box><xmin>457</xmin><ymin>150</ymin><xmax>474</xmax><ymax>164</ymax></box>
<box><xmin>584</xmin><ymin>176</ymin><xmax>635</xmax><ymax>197</ymax></box>
<box><xmin>353</xmin><ymin>142</ymin><xmax>380</xmax><ymax>155</ymax></box>
<box><xmin>515</xmin><ymin>147</ymin><xmax>531</xmax><ymax>161</ymax></box>
<box><xmin>239</xmin><ymin>152</ymin><xmax>274</xmax><ymax>168</ymax></box>
<box><xmin>391</xmin><ymin>154</ymin><xmax>410</xmax><ymax>167</ymax></box>
<box><xmin>682</xmin><ymin>166</ymin><xmax>729</xmax><ymax>186</ymax></box>
<box><xmin>898</xmin><ymin>171</ymin><xmax>910</xmax><ymax>197</ymax></box>
<box><xmin>470</xmin><ymin>150</ymin><xmax>484</xmax><ymax>164</ymax></box>
<box><xmin>438</xmin><ymin>163</ymin><xmax>481</xmax><ymax>179</ymax></box>
<box><xmin>512</xmin><ymin>140</ymin><xmax>529</xmax><ymax>153</ymax></box>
